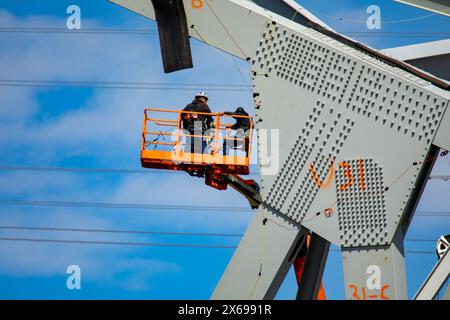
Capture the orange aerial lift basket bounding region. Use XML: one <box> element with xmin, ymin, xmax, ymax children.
<box><xmin>140</xmin><ymin>108</ymin><xmax>254</xmax><ymax>189</ymax></box>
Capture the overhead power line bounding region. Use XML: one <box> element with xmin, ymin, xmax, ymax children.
<box><xmin>430</xmin><ymin>175</ymin><xmax>450</xmax><ymax>182</ymax></box>
<box><xmin>0</xmin><ymin>236</ymin><xmax>437</xmax><ymax>255</ymax></box>
<box><xmin>0</xmin><ymin>79</ymin><xmax>250</xmax><ymax>88</ymax></box>
<box><xmin>0</xmin><ymin>225</ymin><xmax>437</xmax><ymax>243</ymax></box>
<box><xmin>0</xmin><ymin>236</ymin><xmax>236</xmax><ymax>249</ymax></box>
<box><xmin>0</xmin><ymin>225</ymin><xmax>242</xmax><ymax>238</ymax></box>
<box><xmin>401</xmin><ymin>250</ymin><xmax>436</xmax><ymax>255</ymax></box>
<box><xmin>0</xmin><ymin>199</ymin><xmax>254</xmax><ymax>213</ymax></box>
<box><xmin>0</xmin><ymin>165</ymin><xmax>161</xmax><ymax>175</ymax></box>
<box><xmin>0</xmin><ymin>199</ymin><xmax>448</xmax><ymax>218</ymax></box>
<box><xmin>0</xmin><ymin>27</ymin><xmax>158</xmax><ymax>35</ymax></box>
<box><xmin>0</xmin><ymin>165</ymin><xmax>445</xmax><ymax>181</ymax></box>
<box><xmin>317</xmin><ymin>11</ymin><xmax>440</xmax><ymax>24</ymax></box>
<box><xmin>0</xmin><ymin>79</ymin><xmax>251</xmax><ymax>92</ymax></box>
<box><xmin>415</xmin><ymin>212</ymin><xmax>450</xmax><ymax>216</ymax></box>
<box><xmin>0</xmin><ymin>165</ymin><xmax>259</xmax><ymax>177</ymax></box>
<box><xmin>0</xmin><ymin>164</ymin><xmax>259</xmax><ymax>180</ymax></box>
<box><xmin>403</xmin><ymin>238</ymin><xmax>439</xmax><ymax>243</ymax></box>
<box><xmin>0</xmin><ymin>27</ymin><xmax>449</xmax><ymax>38</ymax></box>
<box><xmin>346</xmin><ymin>33</ymin><xmax>450</xmax><ymax>38</ymax></box>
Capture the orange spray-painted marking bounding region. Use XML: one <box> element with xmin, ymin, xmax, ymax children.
<box><xmin>338</xmin><ymin>161</ymin><xmax>354</xmax><ymax>191</ymax></box>
<box><xmin>359</xmin><ymin>159</ymin><xmax>365</xmax><ymax>192</ymax></box>
<box><xmin>310</xmin><ymin>158</ymin><xmax>367</xmax><ymax>192</ymax></box>
<box><xmin>380</xmin><ymin>285</ymin><xmax>390</xmax><ymax>300</ymax></box>
<box><xmin>348</xmin><ymin>284</ymin><xmax>391</xmax><ymax>300</ymax></box>
<box><xmin>349</xmin><ymin>284</ymin><xmax>361</xmax><ymax>300</ymax></box>
<box><xmin>310</xmin><ymin>161</ymin><xmax>334</xmax><ymax>190</ymax></box>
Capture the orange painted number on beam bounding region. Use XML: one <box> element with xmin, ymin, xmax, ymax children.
<box><xmin>310</xmin><ymin>161</ymin><xmax>334</xmax><ymax>190</ymax></box>
<box><xmin>310</xmin><ymin>158</ymin><xmax>366</xmax><ymax>192</ymax></box>
<box><xmin>380</xmin><ymin>285</ymin><xmax>390</xmax><ymax>300</ymax></box>
<box><xmin>349</xmin><ymin>285</ymin><xmax>361</xmax><ymax>300</ymax></box>
<box><xmin>359</xmin><ymin>159</ymin><xmax>365</xmax><ymax>192</ymax></box>
<box><xmin>338</xmin><ymin>161</ymin><xmax>354</xmax><ymax>191</ymax></box>
<box><xmin>348</xmin><ymin>284</ymin><xmax>391</xmax><ymax>300</ymax></box>
<box><xmin>191</xmin><ymin>0</ymin><xmax>204</xmax><ymax>9</ymax></box>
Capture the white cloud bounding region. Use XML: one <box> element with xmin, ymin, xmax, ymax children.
<box><xmin>108</xmin><ymin>173</ymin><xmax>254</xmax><ymax>231</ymax></box>
<box><xmin>0</xmin><ymin>239</ymin><xmax>181</xmax><ymax>292</ymax></box>
<box><xmin>0</xmin><ymin>8</ymin><xmax>253</xmax><ymax>163</ymax></box>
<box><xmin>0</xmin><ymin>172</ymin><xmax>83</xmax><ymax>197</ymax></box>
<box><xmin>107</xmin><ymin>258</ymin><xmax>181</xmax><ymax>291</ymax></box>
<box><xmin>0</xmin><ymin>5</ymin><xmax>448</xmax><ymax>298</ymax></box>
<box><xmin>0</xmin><ymin>209</ymin><xmax>183</xmax><ymax>292</ymax></box>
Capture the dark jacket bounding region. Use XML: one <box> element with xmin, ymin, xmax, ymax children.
<box><xmin>182</xmin><ymin>100</ymin><xmax>213</xmax><ymax>130</ymax></box>
<box><xmin>225</xmin><ymin>108</ymin><xmax>250</xmax><ymax>130</ymax></box>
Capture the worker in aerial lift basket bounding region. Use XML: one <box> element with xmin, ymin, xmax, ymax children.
<box><xmin>222</xmin><ymin>107</ymin><xmax>250</xmax><ymax>156</ymax></box>
<box><xmin>181</xmin><ymin>92</ymin><xmax>213</xmax><ymax>154</ymax></box>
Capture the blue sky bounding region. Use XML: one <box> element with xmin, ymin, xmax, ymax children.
<box><xmin>0</xmin><ymin>0</ymin><xmax>449</xmax><ymax>300</ymax></box>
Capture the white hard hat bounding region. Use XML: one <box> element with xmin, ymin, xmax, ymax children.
<box><xmin>195</xmin><ymin>91</ymin><xmax>208</xmax><ymax>100</ymax></box>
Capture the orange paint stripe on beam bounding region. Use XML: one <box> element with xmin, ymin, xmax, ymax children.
<box><xmin>359</xmin><ymin>159</ymin><xmax>365</xmax><ymax>192</ymax></box>
<box><xmin>310</xmin><ymin>163</ymin><xmax>322</xmax><ymax>188</ymax></box>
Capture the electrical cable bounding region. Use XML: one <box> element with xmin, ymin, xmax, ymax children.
<box><xmin>0</xmin><ymin>79</ymin><xmax>251</xmax><ymax>92</ymax></box>
<box><xmin>1</xmin><ymin>27</ymin><xmax>449</xmax><ymax>37</ymax></box>
<box><xmin>0</xmin><ymin>225</ymin><xmax>243</xmax><ymax>237</ymax></box>
<box><xmin>0</xmin><ymin>236</ymin><xmax>437</xmax><ymax>254</ymax></box>
<box><xmin>0</xmin><ymin>199</ymin><xmax>448</xmax><ymax>217</ymax></box>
